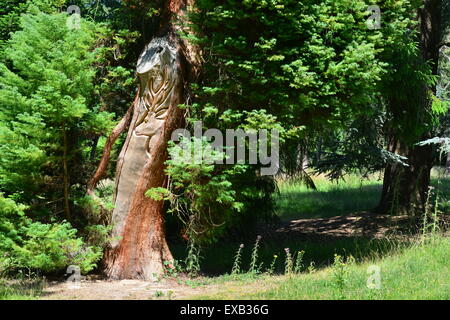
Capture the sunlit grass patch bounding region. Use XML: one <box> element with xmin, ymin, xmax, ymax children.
<box><xmin>193</xmin><ymin>235</ymin><xmax>449</xmax><ymax>300</ymax></box>
<box><xmin>275</xmin><ymin>173</ymin><xmax>383</xmax><ymax>220</ymax></box>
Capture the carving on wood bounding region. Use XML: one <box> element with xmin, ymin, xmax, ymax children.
<box><xmin>100</xmin><ymin>0</ymin><xmax>200</xmax><ymax>280</ymax></box>
<box><xmin>134</xmin><ymin>38</ymin><xmax>179</xmax><ymax>156</ymax></box>
<box><xmin>109</xmin><ymin>37</ymin><xmax>182</xmax><ymax>250</ymax></box>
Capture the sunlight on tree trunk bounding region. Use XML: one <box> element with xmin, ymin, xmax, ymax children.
<box><xmin>96</xmin><ymin>0</ymin><xmax>201</xmax><ymax>280</ymax></box>
<box><xmin>105</xmin><ymin>36</ymin><xmax>184</xmax><ymax>279</ymax></box>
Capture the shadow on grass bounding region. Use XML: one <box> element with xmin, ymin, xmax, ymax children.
<box><xmin>170</xmin><ymin>236</ymin><xmax>401</xmax><ymax>276</ymax></box>
<box><xmin>170</xmin><ymin>175</ymin><xmax>449</xmax><ymax>277</ymax></box>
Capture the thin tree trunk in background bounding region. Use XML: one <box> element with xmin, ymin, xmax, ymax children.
<box><xmin>377</xmin><ymin>0</ymin><xmax>442</xmax><ymax>215</ymax></box>
<box><xmin>103</xmin><ymin>0</ymin><xmax>201</xmax><ymax>280</ymax></box>
<box><xmin>89</xmin><ymin>137</ymin><xmax>99</xmax><ymax>161</ymax></box>
<box><xmin>62</xmin><ymin>124</ymin><xmax>71</xmax><ymax>221</ymax></box>
<box><xmin>87</xmin><ymin>100</ymin><xmax>135</xmax><ymax>197</ymax></box>
<box><xmin>445</xmin><ymin>153</ymin><xmax>450</xmax><ymax>177</ymax></box>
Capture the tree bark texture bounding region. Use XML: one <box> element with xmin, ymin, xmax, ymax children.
<box><xmin>377</xmin><ymin>0</ymin><xmax>442</xmax><ymax>215</ymax></box>
<box><xmin>103</xmin><ymin>0</ymin><xmax>201</xmax><ymax>280</ymax></box>
<box><xmin>104</xmin><ymin>36</ymin><xmax>184</xmax><ymax>279</ymax></box>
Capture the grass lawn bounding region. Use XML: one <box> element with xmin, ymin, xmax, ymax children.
<box><xmin>276</xmin><ymin>171</ymin><xmax>449</xmax><ymax>220</ymax></box>
<box><xmin>192</xmin><ymin>235</ymin><xmax>450</xmax><ymax>300</ymax></box>
<box><xmin>276</xmin><ymin>174</ymin><xmax>383</xmax><ymax>220</ymax></box>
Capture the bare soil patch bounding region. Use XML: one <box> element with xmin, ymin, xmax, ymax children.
<box><xmin>40</xmin><ymin>277</ymin><xmax>219</xmax><ymax>300</ymax></box>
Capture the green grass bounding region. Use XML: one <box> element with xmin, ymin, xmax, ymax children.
<box><xmin>0</xmin><ymin>278</ymin><xmax>44</xmax><ymax>300</ymax></box>
<box><xmin>171</xmin><ymin>237</ymin><xmax>401</xmax><ymax>276</ymax></box>
<box><xmin>172</xmin><ymin>172</ymin><xmax>450</xmax><ymax>276</ymax></box>
<box><xmin>193</xmin><ymin>235</ymin><xmax>450</xmax><ymax>300</ymax></box>
<box><xmin>275</xmin><ymin>174</ymin><xmax>383</xmax><ymax>220</ymax></box>
<box><xmin>276</xmin><ymin>171</ymin><xmax>449</xmax><ymax>220</ymax></box>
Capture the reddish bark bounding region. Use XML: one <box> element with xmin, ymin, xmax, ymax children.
<box><xmin>89</xmin><ymin>0</ymin><xmax>201</xmax><ymax>280</ymax></box>
<box><xmin>105</xmin><ymin>77</ymin><xmax>184</xmax><ymax>279</ymax></box>
<box><xmin>87</xmin><ymin>97</ymin><xmax>136</xmax><ymax>197</ymax></box>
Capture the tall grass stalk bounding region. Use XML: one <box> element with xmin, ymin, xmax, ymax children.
<box><xmin>294</xmin><ymin>250</ymin><xmax>305</xmax><ymax>273</ymax></box>
<box><xmin>284</xmin><ymin>248</ymin><xmax>294</xmax><ymax>275</ymax></box>
<box><xmin>231</xmin><ymin>244</ymin><xmax>244</xmax><ymax>275</ymax></box>
<box><xmin>249</xmin><ymin>236</ymin><xmax>262</xmax><ymax>274</ymax></box>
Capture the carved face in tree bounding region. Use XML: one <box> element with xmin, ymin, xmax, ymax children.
<box><xmin>134</xmin><ymin>38</ymin><xmax>178</xmax><ymax>143</ymax></box>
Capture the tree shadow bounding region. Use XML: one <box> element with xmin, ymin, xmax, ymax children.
<box><xmin>170</xmin><ymin>198</ymin><xmax>443</xmax><ymax>275</ymax></box>
<box><xmin>171</xmin><ymin>176</ymin><xmax>449</xmax><ymax>276</ymax></box>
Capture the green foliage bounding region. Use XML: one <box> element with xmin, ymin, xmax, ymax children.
<box><xmin>0</xmin><ymin>195</ymin><xmax>102</xmax><ymax>274</ymax></box>
<box><xmin>0</xmin><ymin>0</ymin><xmax>66</xmax><ymax>54</ymax></box>
<box><xmin>0</xmin><ymin>8</ymin><xmax>111</xmax><ymax>203</ymax></box>
<box><xmin>267</xmin><ymin>254</ymin><xmax>278</xmax><ymax>275</ymax></box>
<box><xmin>294</xmin><ymin>250</ymin><xmax>305</xmax><ymax>273</ymax></box>
<box><xmin>185</xmin><ymin>241</ymin><xmax>202</xmax><ymax>276</ymax></box>
<box><xmin>231</xmin><ymin>244</ymin><xmax>244</xmax><ymax>275</ymax></box>
<box><xmin>149</xmin><ymin>137</ymin><xmax>249</xmax><ymax>244</ymax></box>
<box><xmin>331</xmin><ymin>253</ymin><xmax>350</xmax><ymax>299</ymax></box>
<box><xmin>167</xmin><ymin>0</ymin><xmax>423</xmax><ymax>243</ymax></box>
<box><xmin>185</xmin><ymin>0</ymin><xmax>414</xmax><ymax>129</ymax></box>
<box><xmin>145</xmin><ymin>187</ymin><xmax>171</xmax><ymax>202</ymax></box>
<box><xmin>249</xmin><ymin>235</ymin><xmax>262</xmax><ymax>274</ymax></box>
<box><xmin>159</xmin><ymin>114</ymin><xmax>281</xmax><ymax>244</ymax></box>
<box><xmin>313</xmin><ymin>110</ymin><xmax>388</xmax><ymax>180</ymax></box>
<box><xmin>381</xmin><ymin>35</ymin><xmax>437</xmax><ymax>141</ymax></box>
<box><xmin>0</xmin><ymin>5</ymin><xmax>138</xmax><ymax>216</ymax></box>
<box><xmin>0</xmin><ymin>7</ymin><xmax>132</xmax><ymax>275</ymax></box>
<box><xmin>284</xmin><ymin>247</ymin><xmax>294</xmax><ymax>275</ymax></box>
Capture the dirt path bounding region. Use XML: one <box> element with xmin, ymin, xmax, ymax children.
<box><xmin>41</xmin><ymin>277</ymin><xmax>219</xmax><ymax>300</ymax></box>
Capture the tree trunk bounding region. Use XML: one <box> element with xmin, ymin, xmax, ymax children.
<box><xmin>446</xmin><ymin>153</ymin><xmax>450</xmax><ymax>174</ymax></box>
<box><xmin>102</xmin><ymin>0</ymin><xmax>200</xmax><ymax>280</ymax></box>
<box><xmin>377</xmin><ymin>0</ymin><xmax>442</xmax><ymax>215</ymax></box>
<box><xmin>104</xmin><ymin>35</ymin><xmax>184</xmax><ymax>279</ymax></box>
<box><xmin>62</xmin><ymin>123</ymin><xmax>71</xmax><ymax>221</ymax></box>
<box><xmin>86</xmin><ymin>100</ymin><xmax>135</xmax><ymax>197</ymax></box>
<box><xmin>377</xmin><ymin>132</ymin><xmax>434</xmax><ymax>214</ymax></box>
